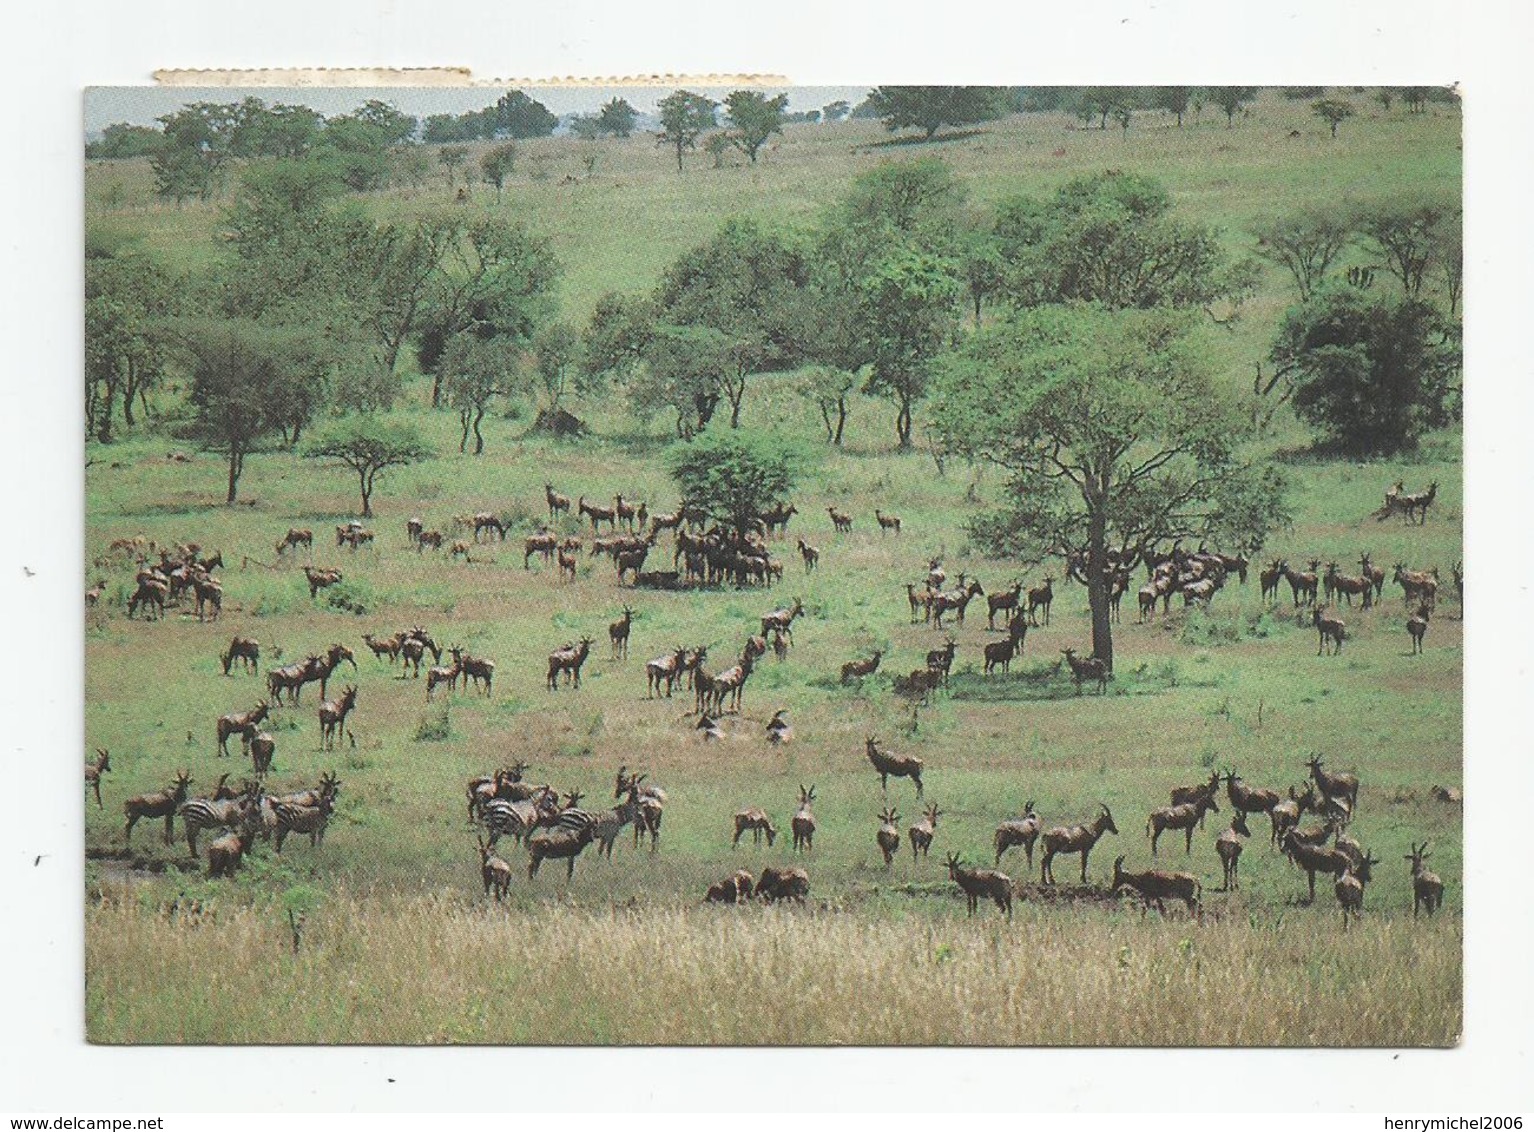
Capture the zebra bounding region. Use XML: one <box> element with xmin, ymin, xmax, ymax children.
<box><xmin>273</xmin><ymin>795</ymin><xmax>335</xmax><ymax>853</ymax></box>
<box><xmin>177</xmin><ymin>795</ymin><xmax>254</xmax><ymax>858</ymax></box>
<box><xmin>481</xmin><ymin>797</ymin><xmax>546</xmax><ymax>848</ymax></box>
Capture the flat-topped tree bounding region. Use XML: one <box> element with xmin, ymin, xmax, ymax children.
<box><xmin>306</xmin><ymin>418</ymin><xmax>431</xmax><ymax>518</ymax></box>
<box><xmin>665</xmin><ymin>429</ymin><xmax>806</xmax><ymax>542</ymax></box>
<box><xmin>933</xmin><ymin>306</ymin><xmax>1287</xmax><ymax>674</ymax></box>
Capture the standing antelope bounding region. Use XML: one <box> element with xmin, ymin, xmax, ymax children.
<box><xmin>123</xmin><ymin>771</ymin><xmax>193</xmax><ymax>846</ymax></box>
<box><xmin>1278</xmin><ymin>560</ymin><xmax>1319</xmax><ymax>607</ymax></box>
<box><xmin>318</xmin><ymin>686</ymin><xmax>357</xmax><ymax>750</ymax></box>
<box><xmin>791</xmin><ymin>785</ymin><xmax>817</xmax><ymax>853</ymax></box>
<box><xmin>1305</xmin><ymin>755</ymin><xmax>1360</xmax><ymax>812</ymax></box>
<box><xmin>216</xmin><ymin>701</ymin><xmax>270</xmax><ymax>758</ymax></box>
<box><xmin>1406</xmin><ymin>841</ymin><xmax>1445</xmax><ymax>917</ymax></box>
<box><xmin>840</xmin><ymin>650</ymin><xmax>883</xmax><ymax>685</ymax></box>
<box><xmin>1312</xmin><ymin>606</ymin><xmax>1346</xmax><ymax>655</ymax></box>
<box><xmin>1039</xmin><ymin>804</ymin><xmax>1118</xmax><ymax>885</ymax></box>
<box><xmin>609</xmin><ymin>607</ymin><xmax>635</xmax><ymax>659</ymax></box>
<box><xmin>273</xmin><ymin>793</ymin><xmax>336</xmax><ymax>853</ymax></box>
<box><xmin>546</xmin><ymin>637</ymin><xmax>594</xmax><ymax>690</ymax></box>
<box><xmin>994</xmin><ymin>803</ymin><xmax>1041</xmax><ymax>871</ymax></box>
<box><xmin>1060</xmin><ymin>648</ymin><xmax>1108</xmax><ymax>695</ymax></box>
<box><xmin>1222</xmin><ymin>770</ymin><xmax>1283</xmax><ymax>820</ymax></box>
<box><xmin>732</xmin><ymin>808</ymin><xmax>778</xmax><ymax>848</ymax></box>
<box><xmin>85</xmin><ymin>748</ymin><xmax>111</xmax><ymax>809</ymax></box>
<box><xmin>1407</xmin><ymin>604</ymin><xmax>1430</xmax><ymax>654</ymax></box>
<box><xmin>526</xmin><ymin>809</ymin><xmax>599</xmax><ymax>880</ymax></box>
<box><xmin>1335</xmin><ymin>852</ymin><xmax>1381</xmax><ymax>929</ymax></box>
<box><xmin>945</xmin><ymin>853</ymin><xmax>1013</xmax><ymax>919</ymax></box>
<box><xmin>865</xmin><ymin>737</ymin><xmax>924</xmax><ymax>797</ymax></box>
<box><xmin>1027</xmin><ymin>577</ymin><xmax>1055</xmax><ymax>625</ymax></box>
<box><xmin>206</xmin><ymin>828</ymin><xmax>252</xmax><ymax>879</ymax></box>
<box><xmin>876</xmin><ymin>807</ymin><xmax>901</xmax><ymax>866</ymax></box>
<box><xmin>827</xmin><ymin>506</ymin><xmax>853</xmax><ymax>533</ymax></box>
<box><xmin>477</xmin><ymin>835</ymin><xmax>513</xmax><ymax>900</ymax></box>
<box><xmin>797</xmin><ymin>539</ymin><xmax>819</xmax><ymax>573</ymax></box>
<box><xmin>909</xmin><ymin>803</ymin><xmax>941</xmax><ymax>861</ymax></box>
<box><xmin>644</xmin><ymin>646</ymin><xmax>688</xmax><ymax>698</ymax></box>
<box><xmin>1215</xmin><ymin>811</ymin><xmax>1251</xmax><ymax>891</ymax></box>
<box><xmin>1112</xmin><ymin>855</ymin><xmax>1201</xmax><ymax>916</ymax></box>
<box><xmin>1146</xmin><ymin>794</ymin><xmax>1220</xmax><ymax>856</ymax></box>
<box><xmin>986</xmin><ymin>582</ymin><xmax>1023</xmax><ymax>631</ymax></box>
<box><xmin>545</xmin><ymin>483</ymin><xmax>572</xmax><ymax>520</ymax></box>
<box><xmin>874</xmin><ymin>509</ymin><xmax>902</xmax><ymax>536</ymax></box>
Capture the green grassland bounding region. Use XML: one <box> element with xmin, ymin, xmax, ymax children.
<box><xmin>82</xmin><ymin>93</ymin><xmax>1463</xmax><ymax>1045</ymax></box>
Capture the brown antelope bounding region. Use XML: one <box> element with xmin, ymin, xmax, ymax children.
<box><xmin>85</xmin><ymin>748</ymin><xmax>111</xmax><ymax>809</ymax></box>
<box><xmin>645</xmin><ymin>646</ymin><xmax>688</xmax><ymax>699</ymax></box>
<box><xmin>1312</xmin><ymin>606</ymin><xmax>1346</xmax><ymax>655</ymax></box>
<box><xmin>1039</xmin><ymin>804</ymin><xmax>1118</xmax><ymax>885</ymax></box>
<box><xmin>1061</xmin><ymin>648</ymin><xmax>1108</xmax><ymax>695</ymax></box>
<box><xmin>840</xmin><ymin>649</ymin><xmax>883</xmax><ymax>684</ymax></box>
<box><xmin>546</xmin><ymin>637</ymin><xmax>594</xmax><ymax>691</ymax></box>
<box><xmin>579</xmin><ymin>496</ymin><xmax>618</xmax><ymax>532</ymax></box>
<box><xmin>303</xmin><ymin>566</ymin><xmax>344</xmax><ymax>599</ymax></box>
<box><xmin>277</xmin><ymin>528</ymin><xmax>313</xmax><ymax>556</ymax></box>
<box><xmin>760</xmin><ymin>597</ymin><xmax>804</xmax><ymax>641</ymax></box>
<box><xmin>1305</xmin><ymin>755</ymin><xmax>1360</xmax><ymax>812</ymax></box>
<box><xmin>1393</xmin><ymin>564</ymin><xmax>1439</xmax><ymax>612</ymax></box>
<box><xmin>1146</xmin><ymin>794</ymin><xmax>1220</xmax><ymax>856</ymax></box>
<box><xmin>791</xmin><ymin>785</ymin><xmax>817</xmax><ymax>853</ymax></box>
<box><xmin>1027</xmin><ymin>577</ymin><xmax>1055</xmax><ymax>625</ymax></box>
<box><xmin>1112</xmin><ymin>855</ymin><xmax>1201</xmax><ymax>916</ymax></box>
<box><xmin>127</xmin><ymin>577</ymin><xmax>168</xmax><ymax>620</ymax></box>
<box><xmin>986</xmin><ymin>582</ymin><xmax>1023</xmax><ymax>630</ymax></box>
<box><xmin>876</xmin><ymin>807</ymin><xmax>901</xmax><ymax>866</ymax></box>
<box><xmin>524</xmin><ymin>529</ymin><xmax>558</xmax><ymax>569</ymax></box>
<box><xmin>705</xmin><ymin>870</ymin><xmax>756</xmax><ymax>903</ymax></box>
<box><xmin>894</xmin><ymin>667</ymin><xmax>942</xmax><ymax>705</ymax></box>
<box><xmin>471</xmin><ymin>513</ymin><xmax>505</xmax><ymax>542</ymax></box>
<box><xmin>983</xmin><ymin>633</ymin><xmax>1019</xmax><ymax>675</ymax></box>
<box><xmin>1407</xmin><ymin>603</ymin><xmax>1430</xmax><ymax>654</ymax></box>
<box><xmin>221</xmin><ymin>635</ymin><xmax>261</xmax><ymax>676</ymax></box>
<box><xmin>826</xmin><ymin>506</ymin><xmax>853</xmax><ymax>533</ymax></box>
<box><xmin>709</xmin><ymin>650</ymin><xmax>756</xmax><ymax>715</ymax></box>
<box><xmin>362</xmin><ymin>632</ymin><xmax>401</xmax><ymax>664</ymax></box>
<box><xmin>477</xmin><ymin>835</ymin><xmax>513</xmax><ymax>900</ymax></box>
<box><xmin>1359</xmin><ymin>553</ymin><xmax>1386</xmax><ymax>602</ymax></box>
<box><xmin>754</xmin><ymin>865</ymin><xmax>810</xmax><ymax>903</ymax></box>
<box><xmin>994</xmin><ymin>803</ymin><xmax>1041</xmax><ymax>870</ymax></box>
<box><xmin>732</xmin><ymin>808</ymin><xmax>777</xmax><ymax>848</ymax></box>
<box><xmin>406</xmin><ymin>517</ymin><xmax>424</xmax><ymax>547</ymax></box>
<box><xmin>1222</xmin><ymin>770</ymin><xmax>1283</xmax><ymax>820</ymax></box>
<box><xmin>766</xmin><ymin>708</ymin><xmax>793</xmax><ymax>744</ymax></box>
<box><xmin>932</xmin><ymin>579</ymin><xmax>983</xmax><ymax>630</ymax></box>
<box><xmin>925</xmin><ymin>637</ymin><xmax>958</xmax><ymax>686</ymax></box>
<box><xmin>319</xmin><ymin>686</ymin><xmax>357</xmax><ymax>750</ymax></box>
<box><xmin>909</xmin><ymin>803</ymin><xmax>941</xmax><ymax>861</ymax></box>
<box><xmin>1278</xmin><ymin>560</ymin><xmax>1319</xmax><ymax>607</ymax></box>
<box><xmin>1406</xmin><ymin>841</ymin><xmax>1444</xmax><ymax>917</ymax></box>
<box><xmin>206</xmin><ymin>828</ymin><xmax>252</xmax><ymax>879</ymax></box>
<box><xmin>1216</xmin><ymin>811</ymin><xmax>1251</xmax><ymax>891</ymax></box>
<box><xmin>1259</xmin><ymin>559</ymin><xmax>1284</xmax><ymax>604</ymax></box>
<box><xmin>216</xmin><ymin>701</ymin><xmax>270</xmax><ymax>758</ymax></box>
<box><xmin>1324</xmin><ymin>563</ymin><xmax>1374</xmax><ymax>609</ymax></box>
<box><xmin>865</xmin><ymin>736</ymin><xmax>924</xmax><ymax>797</ymax></box>
<box><xmin>426</xmin><ymin>649</ymin><xmax>463</xmax><ymax>701</ymax></box>
<box><xmin>874</xmin><ymin>509</ymin><xmax>902</xmax><ymax>536</ymax></box>
<box><xmin>1400</xmin><ymin>481</ymin><xmax>1438</xmax><ymax>525</ymax></box>
<box><xmin>449</xmin><ymin>540</ymin><xmax>471</xmax><ymax>561</ymax></box>
<box><xmin>945</xmin><ymin>853</ymin><xmax>1013</xmax><ymax>919</ymax></box>
<box><xmin>1281</xmin><ymin>829</ymin><xmax>1353</xmax><ymax>903</ymax></box>
<box><xmin>526</xmin><ymin>809</ymin><xmax>598</xmax><ymax>880</ymax></box>
<box><xmin>545</xmin><ymin>483</ymin><xmax>572</xmax><ymax>520</ymax></box>
<box><xmin>1170</xmin><ymin>771</ymin><xmax>1222</xmax><ymax>827</ymax></box>
<box><xmin>124</xmin><ymin>770</ymin><xmax>193</xmax><ymax>846</ymax></box>
<box><xmin>797</xmin><ymin>539</ymin><xmax>819</xmax><ymax>573</ymax></box>
<box><xmin>1335</xmin><ymin>851</ymin><xmax>1381</xmax><ymax>928</ymax></box>
<box><xmin>770</xmin><ymin>627</ymin><xmax>790</xmax><ymax>662</ymax></box>
<box><xmin>609</xmin><ymin>607</ymin><xmax>635</xmax><ymax>659</ymax></box>
<box><xmin>249</xmin><ymin>731</ymin><xmax>276</xmax><ymax>777</ymax></box>
<box><xmin>1269</xmin><ymin>782</ymin><xmax>1317</xmax><ymax>846</ymax></box>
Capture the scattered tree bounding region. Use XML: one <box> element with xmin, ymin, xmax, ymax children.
<box><xmin>656</xmin><ymin>90</ymin><xmax>719</xmax><ymax>172</ymax></box>
<box><xmin>1207</xmin><ymin>86</ymin><xmax>1257</xmax><ymax>128</ymax></box>
<box><xmin>665</xmin><ymin>429</ymin><xmax>807</xmax><ymax>539</ymax></box>
<box><xmin>1252</xmin><ymin>209</ymin><xmax>1354</xmax><ymax>301</ymax></box>
<box><xmin>859</xmin><ymin>249</ymin><xmax>960</xmax><ymax>449</ymax></box>
<box><xmin>1312</xmin><ymin>98</ymin><xmax>1356</xmax><ymax>138</ymax></box>
<box><xmin>480</xmin><ymin>143</ymin><xmax>517</xmax><ymax>200</ymax></box>
<box><xmin>822</xmin><ymin>100</ymin><xmax>851</xmax><ymax>123</ymax></box>
<box><xmin>439</xmin><ymin>334</ymin><xmax>517</xmax><ymax>455</ymax></box>
<box><xmin>306</xmin><ymin>418</ymin><xmax>431</xmax><ymax>516</ymax></box>
<box><xmin>865</xmin><ymin>86</ymin><xmax>1011</xmax><ymax>140</ymax></box>
<box><xmin>1153</xmin><ymin>86</ymin><xmax>1192</xmax><ymax>127</ymax></box>
<box><xmin>724</xmin><ymin>90</ymin><xmax>789</xmax><ymax>164</ymax></box>
<box><xmin>798</xmin><ymin>364</ymin><xmax>857</xmax><ymax>446</ymax></box>
<box><xmin>85</xmin><ymin>246</ymin><xmax>178</xmax><ymax>442</ymax></box>
<box><xmin>438</xmin><ymin>145</ymin><xmax>468</xmax><ymax>186</ymax></box>
<box><xmin>597</xmin><ymin>97</ymin><xmax>638</xmax><ymax>138</ymax></box>
<box><xmin>1358</xmin><ymin>197</ymin><xmax>1454</xmax><ymax>296</ymax></box>
<box><xmin>494</xmin><ymin>91</ymin><xmax>558</xmax><ymax>139</ymax></box>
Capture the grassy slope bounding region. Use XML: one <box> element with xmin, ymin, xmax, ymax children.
<box><xmin>82</xmin><ymin>92</ymin><xmax>1464</xmax><ymax>1044</ymax></box>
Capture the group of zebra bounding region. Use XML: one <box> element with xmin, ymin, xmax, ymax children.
<box><xmin>148</xmin><ymin>771</ymin><xmax>343</xmax><ymax>878</ymax></box>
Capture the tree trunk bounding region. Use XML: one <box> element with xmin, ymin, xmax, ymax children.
<box><xmin>433</xmin><ymin>371</ymin><xmax>444</xmax><ymax>410</ymax></box>
<box><xmin>122</xmin><ymin>362</ymin><xmax>137</xmax><ymax>428</ymax></box>
<box><xmin>973</xmin><ymin>293</ymin><xmax>983</xmax><ymax>329</ymax></box>
<box><xmin>360</xmin><ymin>468</ymin><xmax>374</xmax><ymax>517</ymax></box>
<box><xmin>473</xmin><ymin>405</ymin><xmax>486</xmax><ymax>454</ymax></box>
<box><xmin>96</xmin><ymin>377</ymin><xmax>118</xmax><ymax>443</ymax></box>
<box><xmin>226</xmin><ymin>446</ymin><xmax>243</xmax><ymax>505</ymax></box>
<box><xmin>1086</xmin><ymin>486</ymin><xmax>1114</xmax><ymax>673</ymax></box>
<box><xmin>675</xmin><ymin>141</ymin><xmax>685</xmax><ymax>173</ymax></box>
<box><xmin>459</xmin><ymin>410</ymin><xmax>470</xmax><ymax>454</ymax></box>
<box><xmin>834</xmin><ymin>398</ymin><xmax>847</xmax><ymax>446</ymax></box>
<box><xmin>895</xmin><ymin>394</ymin><xmax>913</xmax><ymax>449</ymax></box>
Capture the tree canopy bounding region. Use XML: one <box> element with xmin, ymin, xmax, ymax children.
<box><xmin>724</xmin><ymin>91</ymin><xmax>789</xmax><ymax>163</ymax></box>
<box><xmin>306</xmin><ymin>418</ymin><xmax>432</xmax><ymax>516</ymax></box>
<box><xmin>656</xmin><ymin>90</ymin><xmax>719</xmax><ymax>172</ymax></box>
<box><xmin>864</xmin><ymin>86</ymin><xmax>1011</xmax><ymax>139</ymax></box>
<box><xmin>597</xmin><ymin>98</ymin><xmax>638</xmax><ymax>138</ymax></box>
<box><xmin>666</xmin><ymin>429</ymin><xmax>808</xmax><ymax>538</ymax></box>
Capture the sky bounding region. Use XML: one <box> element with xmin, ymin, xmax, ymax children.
<box><xmin>83</xmin><ymin>84</ymin><xmax>874</xmax><ymax>135</ymax></box>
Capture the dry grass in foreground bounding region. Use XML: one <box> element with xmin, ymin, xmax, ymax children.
<box><xmin>85</xmin><ymin>892</ymin><xmax>1460</xmax><ymax>1046</ymax></box>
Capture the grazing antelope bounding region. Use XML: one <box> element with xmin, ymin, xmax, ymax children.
<box><xmin>874</xmin><ymin>509</ymin><xmax>902</xmax><ymax>536</ymax></box>
<box><xmin>449</xmin><ymin>540</ymin><xmax>471</xmax><ymax>561</ymax></box>
<box><xmin>1061</xmin><ymin>648</ymin><xmax>1108</xmax><ymax>695</ymax></box>
<box><xmin>1039</xmin><ymin>804</ymin><xmax>1118</xmax><ymax>885</ymax></box>
<box><xmin>797</xmin><ymin>539</ymin><xmax>819</xmax><ymax>573</ymax></box>
<box><xmin>754</xmin><ymin>865</ymin><xmax>810</xmax><ymax>903</ymax></box>
<box><xmin>994</xmin><ymin>803</ymin><xmax>1041</xmax><ymax>870</ymax></box>
<box><xmin>1406</xmin><ymin>841</ymin><xmax>1445</xmax><ymax>917</ymax></box>
<box><xmin>123</xmin><ymin>770</ymin><xmax>193</xmax><ymax>846</ymax></box>
<box><xmin>127</xmin><ymin>578</ymin><xmax>168</xmax><ymax>620</ymax></box>
<box><xmin>1312</xmin><ymin>606</ymin><xmax>1346</xmax><ymax>655</ymax></box>
<box><xmin>1146</xmin><ymin>794</ymin><xmax>1220</xmax><ymax>856</ymax></box>
<box><xmin>865</xmin><ymin>736</ymin><xmax>924</xmax><ymax>797</ymax></box>
<box><xmin>277</xmin><ymin>528</ymin><xmax>314</xmax><ymax>556</ymax></box>
<box><xmin>471</xmin><ymin>513</ymin><xmax>505</xmax><ymax>542</ymax></box>
<box><xmin>303</xmin><ymin>566</ymin><xmax>344</xmax><ymax>600</ymax></box>
<box><xmin>85</xmin><ymin>748</ymin><xmax>111</xmax><ymax>809</ymax></box>
<box><xmin>732</xmin><ymin>808</ymin><xmax>778</xmax><ymax>848</ymax></box>
<box><xmin>827</xmin><ymin>506</ymin><xmax>853</xmax><ymax>533</ymax></box>
<box><xmin>766</xmin><ymin>708</ymin><xmax>793</xmax><ymax>744</ymax></box>
<box><xmin>1407</xmin><ymin>603</ymin><xmax>1430</xmax><ymax>654</ymax></box>
<box><xmin>705</xmin><ymin>870</ymin><xmax>756</xmax><ymax>903</ymax></box>
<box><xmin>876</xmin><ymin>807</ymin><xmax>901</xmax><ymax>866</ymax></box>
<box><xmin>318</xmin><ymin>686</ymin><xmax>357</xmax><ymax>750</ymax></box>
<box><xmin>545</xmin><ymin>483</ymin><xmax>572</xmax><ymax>520</ymax></box>
<box><xmin>609</xmin><ymin>607</ymin><xmax>635</xmax><ymax>659</ymax></box>
<box><xmin>1335</xmin><ymin>851</ymin><xmax>1381</xmax><ymax>929</ymax></box>
<box><xmin>986</xmin><ymin>582</ymin><xmax>1023</xmax><ymax>631</ymax></box>
<box><xmin>1430</xmin><ymin>785</ymin><xmax>1462</xmax><ymax>805</ymax></box>
<box><xmin>840</xmin><ymin>650</ymin><xmax>883</xmax><ymax>685</ymax></box>
<box><xmin>477</xmin><ymin>835</ymin><xmax>513</xmax><ymax>900</ymax></box>
<box><xmin>546</xmin><ymin>637</ymin><xmax>594</xmax><ymax>691</ymax></box>
<box><xmin>1112</xmin><ymin>855</ymin><xmax>1201</xmax><ymax>916</ymax></box>
<box><xmin>1027</xmin><ymin>577</ymin><xmax>1055</xmax><ymax>625</ymax></box>
<box><xmin>791</xmin><ymin>785</ymin><xmax>817</xmax><ymax>853</ymax></box>
<box><xmin>206</xmin><ymin>828</ymin><xmax>252</xmax><ymax>879</ymax></box>
<box><xmin>216</xmin><ymin>701</ymin><xmax>270</xmax><ymax>758</ymax></box>
<box><xmin>1216</xmin><ymin>811</ymin><xmax>1251</xmax><ymax>891</ymax></box>
<box><xmin>909</xmin><ymin>803</ymin><xmax>941</xmax><ymax>861</ymax></box>
<box><xmin>221</xmin><ymin>635</ymin><xmax>261</xmax><ymax>676</ymax></box>
<box><xmin>945</xmin><ymin>853</ymin><xmax>1013</xmax><ymax>919</ymax></box>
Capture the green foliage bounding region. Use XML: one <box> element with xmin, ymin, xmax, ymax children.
<box><xmin>665</xmin><ymin>428</ymin><xmax>808</xmax><ymax>536</ymax></box>
<box><xmin>494</xmin><ymin>91</ymin><xmax>558</xmax><ymax>139</ymax></box>
<box><xmin>723</xmin><ymin>91</ymin><xmax>789</xmax><ymax>164</ymax></box>
<box><xmin>1252</xmin><ymin>209</ymin><xmax>1354</xmax><ymax>301</ymax></box>
<box><xmin>1357</xmin><ymin>197</ymin><xmax>1459</xmax><ymax>297</ymax></box>
<box><xmin>84</xmin><ymin>245</ymin><xmax>180</xmax><ymax>442</ymax></box>
<box><xmin>1312</xmin><ymin>99</ymin><xmax>1356</xmax><ymax>138</ymax></box>
<box><xmin>305</xmin><ymin>417</ymin><xmax>432</xmax><ymax>514</ymax></box>
<box><xmin>858</xmin><ymin>250</ymin><xmax>960</xmax><ymax>448</ymax></box>
<box><xmin>822</xmin><ymin>100</ymin><xmax>851</xmax><ymax>122</ymax></box>
<box><xmin>87</xmin><ymin>122</ymin><xmax>163</xmax><ymax>160</ymax></box>
<box><xmin>1206</xmin><ymin>86</ymin><xmax>1258</xmax><ymax>127</ymax></box>
<box><xmin>479</xmin><ymin>143</ymin><xmax>517</xmax><ymax>198</ymax></box>
<box><xmin>1270</xmin><ymin>285</ymin><xmax>1460</xmax><ymax>456</ymax></box>
<box><xmin>323</xmin><ymin>577</ymin><xmax>374</xmax><ymax>615</ymax></box>
<box><xmin>864</xmin><ymin>86</ymin><xmax>1011</xmax><ymax>140</ymax></box>
<box><xmin>656</xmin><ymin>90</ymin><xmax>719</xmax><ymax>172</ymax></box>
<box><xmin>597</xmin><ymin>97</ymin><xmax>638</xmax><ymax>138</ymax></box>
<box><xmin>413</xmin><ymin>705</ymin><xmax>454</xmax><ymax>743</ymax></box>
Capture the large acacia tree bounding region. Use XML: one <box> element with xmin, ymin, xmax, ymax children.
<box><xmin>932</xmin><ymin>306</ymin><xmax>1287</xmax><ymax>673</ymax></box>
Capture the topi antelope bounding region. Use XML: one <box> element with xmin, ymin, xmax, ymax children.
<box><xmin>276</xmin><ymin>528</ymin><xmax>313</xmax><ymax>556</ymax></box>
<box><xmin>609</xmin><ymin>606</ymin><xmax>635</xmax><ymax>660</ymax></box>
<box><xmin>865</xmin><ymin>736</ymin><xmax>924</xmax><ymax>797</ymax></box>
<box><xmin>85</xmin><ymin>748</ymin><xmax>111</xmax><ymax>809</ymax></box>
<box><xmin>797</xmin><ymin>538</ymin><xmax>819</xmax><ymax>573</ymax></box>
<box><xmin>220</xmin><ymin>635</ymin><xmax>261</xmax><ymax>676</ymax></box>
<box><xmin>732</xmin><ymin>808</ymin><xmax>778</xmax><ymax>848</ymax></box>
<box><xmin>754</xmin><ymin>865</ymin><xmax>810</xmax><ymax>903</ymax></box>
<box><xmin>318</xmin><ymin>686</ymin><xmax>357</xmax><ymax>750</ymax></box>
<box><xmin>1312</xmin><ymin>605</ymin><xmax>1346</xmax><ymax>655</ymax></box>
<box><xmin>1027</xmin><ymin>577</ymin><xmax>1055</xmax><ymax>625</ymax></box>
<box><xmin>1305</xmin><ymin>755</ymin><xmax>1360</xmax><ymax>812</ymax></box>
<box><xmin>1112</xmin><ymin>855</ymin><xmax>1201</xmax><ymax>916</ymax></box>
<box><xmin>766</xmin><ymin>708</ymin><xmax>793</xmax><ymax>744</ymax></box>
<box><xmin>545</xmin><ymin>483</ymin><xmax>571</xmax><ymax>520</ymax></box>
<box><xmin>876</xmin><ymin>807</ymin><xmax>901</xmax><ymax>866</ymax></box>
<box><xmin>1146</xmin><ymin>794</ymin><xmax>1220</xmax><ymax>856</ymax></box>
<box><xmin>925</xmin><ymin>637</ymin><xmax>958</xmax><ymax>686</ymax></box>
<box><xmin>840</xmin><ymin>649</ymin><xmax>882</xmax><ymax>685</ymax></box>
<box><xmin>206</xmin><ymin>828</ymin><xmax>252</xmax><ymax>879</ymax></box>
<box><xmin>1216</xmin><ymin>811</ymin><xmax>1251</xmax><ymax>891</ymax></box>
<box><xmin>874</xmin><ymin>509</ymin><xmax>902</xmax><ymax>536</ymax></box>
<box><xmin>303</xmin><ymin>566</ymin><xmax>343</xmax><ymax>600</ymax></box>
<box><xmin>994</xmin><ymin>802</ymin><xmax>1041</xmax><ymax>871</ymax></box>
<box><xmin>546</xmin><ymin>637</ymin><xmax>594</xmax><ymax>691</ymax></box>
<box><xmin>527</xmin><ymin>809</ymin><xmax>598</xmax><ymax>880</ymax></box>
<box><xmin>945</xmin><ymin>853</ymin><xmax>1013</xmax><ymax>919</ymax></box>
<box><xmin>986</xmin><ymin>582</ymin><xmax>1024</xmax><ymax>630</ymax></box>
<box><xmin>216</xmin><ymin>701</ymin><xmax>270</xmax><ymax>758</ymax></box>
<box><xmin>1406</xmin><ymin>841</ymin><xmax>1444</xmax><ymax>917</ymax></box>
<box><xmin>1170</xmin><ymin>771</ymin><xmax>1223</xmax><ymax>827</ymax></box>
<box><xmin>1039</xmin><ymin>804</ymin><xmax>1118</xmax><ymax>885</ymax></box>
<box><xmin>909</xmin><ymin>803</ymin><xmax>941</xmax><ymax>861</ymax></box>
<box><xmin>1281</xmin><ymin>829</ymin><xmax>1353</xmax><ymax>903</ymax></box>
<box><xmin>791</xmin><ymin>785</ymin><xmax>817</xmax><ymax>853</ymax></box>
<box><xmin>645</xmin><ymin>646</ymin><xmax>689</xmax><ymax>699</ymax></box>
<box><xmin>1335</xmin><ymin>851</ymin><xmax>1381</xmax><ymax>929</ymax></box>
<box><xmin>826</xmin><ymin>506</ymin><xmax>853</xmax><ymax>533</ymax></box>
<box><xmin>124</xmin><ymin>770</ymin><xmax>193</xmax><ymax>846</ymax></box>
<box><xmin>1407</xmin><ymin>604</ymin><xmax>1430</xmax><ymax>654</ymax></box>
<box><xmin>705</xmin><ymin>870</ymin><xmax>756</xmax><ymax>904</ymax></box>
<box><xmin>1061</xmin><ymin>648</ymin><xmax>1108</xmax><ymax>695</ymax></box>
<box><xmin>477</xmin><ymin>835</ymin><xmax>513</xmax><ymax>900</ymax></box>
<box><xmin>1222</xmin><ymin>770</ymin><xmax>1282</xmax><ymax>819</ymax></box>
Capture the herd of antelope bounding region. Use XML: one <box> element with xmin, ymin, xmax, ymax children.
<box><xmin>89</xmin><ymin>474</ymin><xmax>1458</xmax><ymax>927</ymax></box>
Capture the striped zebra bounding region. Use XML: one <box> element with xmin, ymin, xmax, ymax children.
<box><xmin>481</xmin><ymin>797</ymin><xmax>546</xmax><ymax>848</ymax></box>
<box><xmin>177</xmin><ymin>795</ymin><xmax>254</xmax><ymax>857</ymax></box>
<box><xmin>526</xmin><ymin>809</ymin><xmax>598</xmax><ymax>879</ymax></box>
<box><xmin>273</xmin><ymin>794</ymin><xmax>335</xmax><ymax>853</ymax></box>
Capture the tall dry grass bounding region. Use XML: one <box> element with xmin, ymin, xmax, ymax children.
<box><xmin>86</xmin><ymin>891</ymin><xmax>1460</xmax><ymax>1046</ymax></box>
